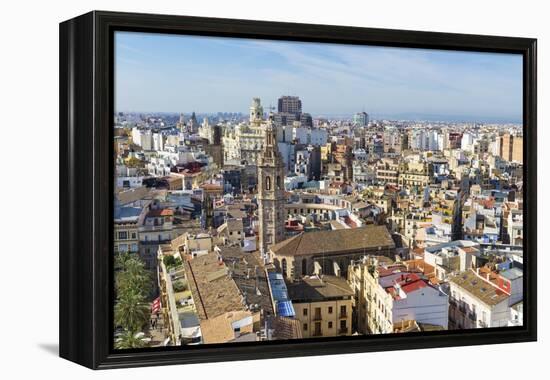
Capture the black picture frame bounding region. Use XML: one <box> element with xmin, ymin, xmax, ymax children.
<box><xmin>59</xmin><ymin>10</ymin><xmax>537</xmax><ymax>369</ymax></box>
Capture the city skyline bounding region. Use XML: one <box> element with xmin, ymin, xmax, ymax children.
<box><xmin>115</xmin><ymin>31</ymin><xmax>523</xmax><ymax>123</ymax></box>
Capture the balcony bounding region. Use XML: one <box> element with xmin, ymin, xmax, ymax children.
<box><xmin>312</xmin><ymin>330</ymin><xmax>323</xmax><ymax>337</ymax></box>
<box><xmin>313</xmin><ymin>313</ymin><xmax>322</xmax><ymax>321</ymax></box>
<box><xmin>338</xmin><ymin>327</ymin><xmax>349</xmax><ymax>334</ymax></box>
<box><xmin>339</xmin><ymin>312</ymin><xmax>348</xmax><ymax>319</ymax></box>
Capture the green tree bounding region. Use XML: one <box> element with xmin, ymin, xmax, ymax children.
<box><xmin>114</xmin><ymin>330</ymin><xmax>150</xmax><ymax>350</ymax></box>
<box><xmin>113</xmin><ymin>252</ymin><xmax>153</xmax><ymax>335</ymax></box>
<box><xmin>115</xmin><ymin>256</ymin><xmax>152</xmax><ymax>297</ymax></box>
<box><xmin>114</xmin><ymin>289</ymin><xmax>150</xmax><ymax>332</ymax></box>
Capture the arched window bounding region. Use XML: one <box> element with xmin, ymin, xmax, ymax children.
<box><xmin>276</xmin><ymin>175</ymin><xmax>281</xmax><ymax>189</ymax></box>
<box><xmin>282</xmin><ymin>258</ymin><xmax>287</xmax><ymax>278</ymax></box>
<box><xmin>301</xmin><ymin>258</ymin><xmax>307</xmax><ymax>276</ymax></box>
<box><xmin>265</xmin><ymin>176</ymin><xmax>271</xmax><ymax>190</ymax></box>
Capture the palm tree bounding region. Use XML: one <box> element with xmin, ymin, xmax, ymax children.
<box><xmin>115</xmin><ymin>252</ymin><xmax>129</xmax><ymax>270</ymax></box>
<box><xmin>114</xmin><ymin>330</ymin><xmax>151</xmax><ymax>349</ymax></box>
<box><xmin>114</xmin><ymin>253</ymin><xmax>152</xmax><ymax>297</ymax></box>
<box><xmin>116</xmin><ymin>268</ymin><xmax>151</xmax><ymax>296</ymax></box>
<box><xmin>114</xmin><ymin>289</ymin><xmax>150</xmax><ymax>332</ymax></box>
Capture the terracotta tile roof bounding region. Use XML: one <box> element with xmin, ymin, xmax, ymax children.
<box><xmin>268</xmin><ymin>316</ymin><xmax>303</xmax><ymax>340</ymax></box>
<box><xmin>270</xmin><ymin>225</ymin><xmax>394</xmax><ymax>257</ymax></box>
<box><xmin>147</xmin><ymin>208</ymin><xmax>174</xmax><ymax>217</ymax></box>
<box><xmin>199</xmin><ymin>310</ymin><xmax>253</xmax><ymax>344</ymax></box>
<box><xmin>377</xmin><ymin>264</ymin><xmax>407</xmax><ymax>278</ymax></box>
<box><xmin>184</xmin><ymin>252</ymin><xmax>246</xmax><ymax>320</ymax></box>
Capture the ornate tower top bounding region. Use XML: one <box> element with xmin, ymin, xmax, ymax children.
<box><xmin>249</xmin><ymin>97</ymin><xmax>264</xmax><ymax>124</ymax></box>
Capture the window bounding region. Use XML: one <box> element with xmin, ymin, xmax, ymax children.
<box><xmin>276</xmin><ymin>175</ymin><xmax>281</xmax><ymax>189</ymax></box>
<box><xmin>303</xmin><ymin>308</ymin><xmax>308</xmax><ymax>316</ymax></box>
<box><xmin>131</xmin><ymin>232</ymin><xmax>136</xmax><ymax>239</ymax></box>
<box><xmin>282</xmin><ymin>258</ymin><xmax>287</xmax><ymax>277</ymax></box>
<box><xmin>301</xmin><ymin>258</ymin><xmax>307</xmax><ymax>276</ymax></box>
<box><xmin>303</xmin><ymin>323</ymin><xmax>308</xmax><ymax>331</ymax></box>
<box><xmin>328</xmin><ymin>306</ymin><xmax>333</xmax><ymax>314</ymax></box>
<box><xmin>340</xmin><ymin>305</ymin><xmax>347</xmax><ymax>317</ymax></box>
<box><xmin>314</xmin><ymin>307</ymin><xmax>321</xmax><ymax>320</ymax></box>
<box><xmin>118</xmin><ymin>231</ymin><xmax>128</xmax><ymax>240</ymax></box>
<box><xmin>328</xmin><ymin>321</ymin><xmax>333</xmax><ymax>328</ymax></box>
<box><xmin>340</xmin><ymin>320</ymin><xmax>347</xmax><ymax>329</ymax></box>
<box><xmin>265</xmin><ymin>176</ymin><xmax>271</xmax><ymax>190</ymax></box>
<box><xmin>314</xmin><ymin>322</ymin><xmax>322</xmax><ymax>336</ymax></box>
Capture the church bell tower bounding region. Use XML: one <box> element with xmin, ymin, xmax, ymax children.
<box><xmin>258</xmin><ymin>121</ymin><xmax>286</xmax><ymax>257</ymax></box>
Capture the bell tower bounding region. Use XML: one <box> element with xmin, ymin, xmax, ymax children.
<box><xmin>258</xmin><ymin>121</ymin><xmax>286</xmax><ymax>256</ymax></box>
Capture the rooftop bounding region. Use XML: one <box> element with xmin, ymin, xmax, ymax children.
<box><xmin>271</xmin><ymin>225</ymin><xmax>394</xmax><ymax>257</ymax></box>
<box><xmin>218</xmin><ymin>247</ymin><xmax>274</xmax><ymax>315</ymax></box>
<box><xmin>114</xmin><ymin>206</ymin><xmax>143</xmax><ymax>223</ymax></box>
<box><xmin>450</xmin><ymin>270</ymin><xmax>509</xmax><ymax>306</ymax></box>
<box><xmin>147</xmin><ymin>208</ymin><xmax>174</xmax><ymax>217</ymax></box>
<box><xmin>184</xmin><ymin>252</ymin><xmax>247</xmax><ymax>320</ymax></box>
<box><xmin>499</xmin><ymin>267</ymin><xmax>523</xmax><ymax>281</ymax></box>
<box><xmin>286</xmin><ymin>275</ymin><xmax>354</xmax><ymax>302</ymax></box>
<box><xmin>267</xmin><ymin>316</ymin><xmax>303</xmax><ymax>340</ymax></box>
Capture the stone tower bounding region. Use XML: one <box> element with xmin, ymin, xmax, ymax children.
<box><xmin>249</xmin><ymin>97</ymin><xmax>264</xmax><ymax>124</ymax></box>
<box><xmin>258</xmin><ymin>121</ymin><xmax>286</xmax><ymax>257</ymax></box>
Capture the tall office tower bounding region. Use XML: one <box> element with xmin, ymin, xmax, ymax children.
<box><xmin>353</xmin><ymin>111</ymin><xmax>369</xmax><ymax>127</ymax></box>
<box><xmin>249</xmin><ymin>97</ymin><xmax>264</xmax><ymax>124</ymax></box>
<box><xmin>499</xmin><ymin>133</ymin><xmax>523</xmax><ymax>163</ymax></box>
<box><xmin>257</xmin><ymin>122</ymin><xmax>286</xmax><ymax>256</ymax></box>
<box><xmin>278</xmin><ymin>96</ymin><xmax>302</xmax><ymax>115</ymax></box>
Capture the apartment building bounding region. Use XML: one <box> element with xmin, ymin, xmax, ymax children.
<box><xmin>448</xmin><ymin>267</ymin><xmax>522</xmax><ymax>329</ymax></box>
<box><xmin>287</xmin><ymin>275</ymin><xmax>354</xmax><ymax>338</ymax></box>
<box><xmin>363</xmin><ymin>264</ymin><xmax>449</xmax><ymax>334</ymax></box>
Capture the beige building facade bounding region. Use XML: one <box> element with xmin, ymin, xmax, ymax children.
<box><xmin>287</xmin><ymin>275</ymin><xmax>354</xmax><ymax>338</ymax></box>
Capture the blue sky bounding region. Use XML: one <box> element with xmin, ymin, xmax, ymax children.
<box><xmin>115</xmin><ymin>31</ymin><xmax>523</xmax><ymax>122</ymax></box>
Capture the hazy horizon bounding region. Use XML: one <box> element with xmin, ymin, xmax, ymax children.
<box><xmin>115</xmin><ymin>32</ymin><xmax>523</xmax><ymax>123</ymax></box>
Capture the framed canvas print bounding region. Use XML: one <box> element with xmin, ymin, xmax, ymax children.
<box><xmin>59</xmin><ymin>11</ymin><xmax>537</xmax><ymax>369</ymax></box>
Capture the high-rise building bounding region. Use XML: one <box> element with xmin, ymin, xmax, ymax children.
<box><xmin>300</xmin><ymin>112</ymin><xmax>313</xmax><ymax>128</ymax></box>
<box><xmin>499</xmin><ymin>133</ymin><xmax>523</xmax><ymax>163</ymax></box>
<box><xmin>257</xmin><ymin>122</ymin><xmax>286</xmax><ymax>256</ymax></box>
<box><xmin>278</xmin><ymin>96</ymin><xmax>302</xmax><ymax>115</ymax></box>
<box><xmin>353</xmin><ymin>112</ymin><xmax>369</xmax><ymax>127</ymax></box>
